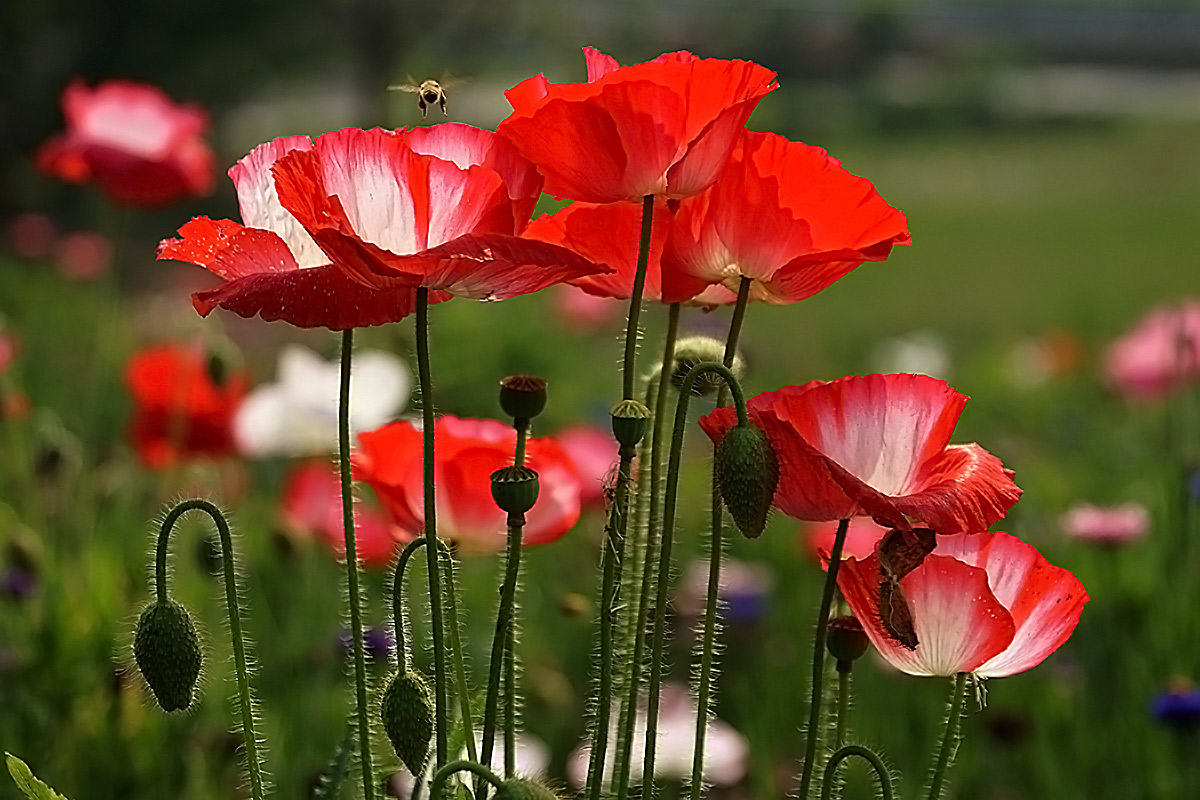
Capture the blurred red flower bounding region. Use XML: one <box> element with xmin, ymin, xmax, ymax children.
<box><xmin>803</xmin><ymin>517</ymin><xmax>889</xmax><ymax>566</ymax></box>
<box><xmin>1104</xmin><ymin>300</ymin><xmax>1200</xmax><ymax>400</ymax></box>
<box><xmin>0</xmin><ymin>331</ymin><xmax>16</xmax><ymax>374</ymax></box>
<box><xmin>556</xmin><ymin>425</ymin><xmax>620</xmax><ymax>509</ymax></box>
<box><xmin>660</xmin><ymin>130</ymin><xmax>911</xmax><ymax>304</ymax></box>
<box><xmin>159</xmin><ymin>126</ymin><xmax>605</xmax><ymax>329</ymax></box>
<box><xmin>1061</xmin><ymin>502</ymin><xmax>1150</xmax><ymax>546</ymax></box>
<box><xmin>837</xmin><ymin>531</ymin><xmax>1088</xmax><ymax>677</ymax></box>
<box><xmin>353</xmin><ymin>416</ymin><xmax>582</xmax><ymax>553</ymax></box>
<box><xmin>699</xmin><ymin>374</ymin><xmax>1021</xmax><ymax>534</ymax></box>
<box><xmin>53</xmin><ymin>231</ymin><xmax>113</xmax><ymax>280</ymax></box>
<box><xmin>36</xmin><ymin>80</ymin><xmax>215</xmax><ymax>207</ymax></box>
<box><xmin>281</xmin><ymin>461</ymin><xmax>410</xmax><ymax>568</ymax></box>
<box><xmin>498</xmin><ymin>48</ymin><xmax>778</xmax><ymax>203</ymax></box>
<box><xmin>125</xmin><ymin>343</ymin><xmax>247</xmax><ymax>467</ymax></box>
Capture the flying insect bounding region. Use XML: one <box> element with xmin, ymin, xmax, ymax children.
<box><xmin>388</xmin><ymin>74</ymin><xmax>461</xmax><ymax>118</ymax></box>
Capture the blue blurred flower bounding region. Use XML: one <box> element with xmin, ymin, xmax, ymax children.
<box><xmin>1151</xmin><ymin>685</ymin><xmax>1200</xmax><ymax>729</ymax></box>
<box><xmin>337</xmin><ymin>626</ymin><xmax>396</xmax><ymax>666</ymax></box>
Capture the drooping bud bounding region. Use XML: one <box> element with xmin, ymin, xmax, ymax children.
<box><xmin>826</xmin><ymin>615</ymin><xmax>870</xmax><ymax>670</ymax></box>
<box><xmin>499</xmin><ymin>375</ymin><xmax>548</xmax><ymax>422</ymax></box>
<box><xmin>669</xmin><ymin>336</ymin><xmax>745</xmax><ymax>395</ymax></box>
<box><xmin>134</xmin><ymin>599</ymin><xmax>202</xmax><ymax>712</ymax></box>
<box><xmin>494</xmin><ymin>778</ymin><xmax>561</xmax><ymax>800</ymax></box>
<box><xmin>491</xmin><ymin>465</ymin><xmax>540</xmax><ymax>515</ymax></box>
<box><xmin>714</xmin><ymin>423</ymin><xmax>779</xmax><ymax>538</ymax></box>
<box><xmin>610</xmin><ymin>399</ymin><xmax>650</xmax><ymax>450</ymax></box>
<box><xmin>381</xmin><ymin>670</ymin><xmax>434</xmax><ymax>776</ymax></box>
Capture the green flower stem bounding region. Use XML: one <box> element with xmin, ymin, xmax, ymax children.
<box><xmin>644</xmin><ymin>362</ymin><xmax>749</xmax><ymax>798</ymax></box>
<box><xmin>835</xmin><ymin>667</ymin><xmax>851</xmax><ymax>750</ymax></box>
<box><xmin>392</xmin><ymin>538</ymin><xmax>429</xmax><ymax>673</ymax></box>
<box><xmin>155</xmin><ymin>499</ymin><xmax>265</xmax><ymax>800</ymax></box>
<box><xmin>430</xmin><ymin>760</ymin><xmax>504</xmax><ymax>800</ymax></box>
<box><xmin>338</xmin><ymin>329</ymin><xmax>377</xmax><ymax>800</ymax></box>
<box><xmin>796</xmin><ymin>517</ymin><xmax>851</xmax><ymax>800</ymax></box>
<box><xmin>613</xmin><ymin>303</ymin><xmax>680</xmax><ymax>799</ymax></box>
<box><xmin>687</xmin><ymin>275</ymin><xmax>753</xmax><ymax>800</ymax></box>
<box><xmin>622</xmin><ymin>194</ymin><xmax>656</xmax><ymax>401</ymax></box>
<box><xmin>482</xmin><ymin>512</ymin><xmax>526</xmax><ymax>778</ymax></box>
<box><xmin>505</xmin><ymin>622</ymin><xmax>517</xmax><ymax>776</ymax></box>
<box><xmin>440</xmin><ymin>543</ymin><xmax>478</xmax><ymax>764</ymax></box>
<box><xmin>926</xmin><ymin>673</ymin><xmax>970</xmax><ymax>800</ymax></box>
<box><xmin>416</xmin><ymin>287</ymin><xmax>450</xmax><ymax>767</ymax></box>
<box><xmin>820</xmin><ymin>745</ymin><xmax>894</xmax><ymax>800</ymax></box>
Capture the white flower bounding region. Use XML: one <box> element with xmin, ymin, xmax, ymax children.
<box><xmin>235</xmin><ymin>345</ymin><xmax>409</xmax><ymax>457</ymax></box>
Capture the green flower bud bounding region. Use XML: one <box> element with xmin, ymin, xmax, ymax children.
<box><xmin>381</xmin><ymin>670</ymin><xmax>434</xmax><ymax>776</ymax></box>
<box><xmin>499</xmin><ymin>375</ymin><xmax>548</xmax><ymax>422</ymax></box>
<box><xmin>715</xmin><ymin>422</ymin><xmax>779</xmax><ymax>538</ymax></box>
<box><xmin>827</xmin><ymin>615</ymin><xmax>870</xmax><ymax>669</ymax></box>
<box><xmin>610</xmin><ymin>399</ymin><xmax>651</xmax><ymax>450</ymax></box>
<box><xmin>669</xmin><ymin>336</ymin><xmax>745</xmax><ymax>395</ymax></box>
<box><xmin>491</xmin><ymin>465</ymin><xmax>540</xmax><ymax>515</ymax></box>
<box><xmin>495</xmin><ymin>778</ymin><xmax>561</xmax><ymax>800</ymax></box>
<box><xmin>134</xmin><ymin>600</ymin><xmax>202</xmax><ymax>712</ymax></box>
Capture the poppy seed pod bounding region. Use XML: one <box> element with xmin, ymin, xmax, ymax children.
<box><xmin>499</xmin><ymin>375</ymin><xmax>548</xmax><ymax>422</ymax></box>
<box><xmin>826</xmin><ymin>615</ymin><xmax>870</xmax><ymax>669</ymax></box>
<box><xmin>610</xmin><ymin>399</ymin><xmax>651</xmax><ymax>450</ymax></box>
<box><xmin>381</xmin><ymin>670</ymin><xmax>434</xmax><ymax>775</ymax></box>
<box><xmin>491</xmin><ymin>465</ymin><xmax>540</xmax><ymax>515</ymax></box>
<box><xmin>133</xmin><ymin>599</ymin><xmax>202</xmax><ymax>712</ymax></box>
<box><xmin>715</xmin><ymin>423</ymin><xmax>779</xmax><ymax>537</ymax></box>
<box><xmin>670</xmin><ymin>336</ymin><xmax>744</xmax><ymax>395</ymax></box>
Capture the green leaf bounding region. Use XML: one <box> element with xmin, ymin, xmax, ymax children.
<box><xmin>5</xmin><ymin>754</ymin><xmax>70</xmax><ymax>800</ymax></box>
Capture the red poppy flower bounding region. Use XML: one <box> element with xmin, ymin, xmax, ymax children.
<box><xmin>353</xmin><ymin>416</ymin><xmax>582</xmax><ymax>553</ymax></box>
<box><xmin>125</xmin><ymin>343</ymin><xmax>248</xmax><ymax>467</ymax></box>
<box><xmin>497</xmin><ymin>48</ymin><xmax>778</xmax><ymax>203</ymax></box>
<box><xmin>158</xmin><ymin>126</ymin><xmax>607</xmax><ymax>329</ymax></box>
<box><xmin>36</xmin><ymin>80</ymin><xmax>215</xmax><ymax>207</ymax></box>
<box><xmin>803</xmin><ymin>518</ymin><xmax>889</xmax><ymax>566</ymax></box>
<box><xmin>1104</xmin><ymin>300</ymin><xmax>1200</xmax><ymax>400</ymax></box>
<box><xmin>660</xmin><ymin>130</ymin><xmax>910</xmax><ymax>304</ymax></box>
<box><xmin>837</xmin><ymin>531</ymin><xmax>1088</xmax><ymax>677</ymax></box>
<box><xmin>523</xmin><ymin>199</ymin><xmax>735</xmax><ymax>305</ymax></box>
<box><xmin>699</xmin><ymin>374</ymin><xmax>1021</xmax><ymax>534</ymax></box>
<box><xmin>281</xmin><ymin>461</ymin><xmax>410</xmax><ymax>568</ymax></box>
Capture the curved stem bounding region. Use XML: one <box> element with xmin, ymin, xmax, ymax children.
<box><xmin>614</xmin><ymin>303</ymin><xmax>680</xmax><ymax>798</ymax></box>
<box><xmin>643</xmin><ymin>362</ymin><xmax>750</xmax><ymax>799</ymax></box>
<box><xmin>622</xmin><ymin>193</ymin><xmax>656</xmax><ymax>401</ymax></box>
<box><xmin>337</xmin><ymin>329</ymin><xmax>376</xmax><ymax>800</ymax></box>
<box><xmin>835</xmin><ymin>667</ymin><xmax>851</xmax><ymax>749</ymax></box>
<box><xmin>430</xmin><ymin>760</ymin><xmax>504</xmax><ymax>800</ymax></box>
<box><xmin>154</xmin><ymin>498</ymin><xmax>266</xmax><ymax>800</ymax></box>
<box><xmin>416</xmin><ymin>287</ymin><xmax>449</xmax><ymax>766</ymax></box>
<box><xmin>926</xmin><ymin>673</ymin><xmax>970</xmax><ymax>800</ymax></box>
<box><xmin>392</xmin><ymin>538</ymin><xmax>430</xmax><ymax>673</ymax></box>
<box><xmin>482</xmin><ymin>513</ymin><xmax>526</xmax><ymax>776</ymax></box>
<box><xmin>797</xmin><ymin>517</ymin><xmax>851</xmax><ymax>800</ymax></box>
<box><xmin>820</xmin><ymin>745</ymin><xmax>895</xmax><ymax>800</ymax></box>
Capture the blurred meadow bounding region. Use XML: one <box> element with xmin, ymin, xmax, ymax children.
<box><xmin>2</xmin><ymin>1</ymin><xmax>1199</xmax><ymax>799</ymax></box>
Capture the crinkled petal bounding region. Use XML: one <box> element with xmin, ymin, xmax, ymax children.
<box><xmin>228</xmin><ymin>135</ymin><xmax>325</xmax><ymax>267</ymax></box>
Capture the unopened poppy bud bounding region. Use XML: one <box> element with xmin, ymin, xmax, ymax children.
<box><xmin>491</xmin><ymin>465</ymin><xmax>540</xmax><ymax>515</ymax></box>
<box><xmin>499</xmin><ymin>375</ymin><xmax>548</xmax><ymax>422</ymax></box>
<box><xmin>381</xmin><ymin>670</ymin><xmax>434</xmax><ymax>775</ymax></box>
<box><xmin>715</xmin><ymin>423</ymin><xmax>778</xmax><ymax>537</ymax></box>
<box><xmin>670</xmin><ymin>336</ymin><xmax>745</xmax><ymax>396</ymax></box>
<box><xmin>610</xmin><ymin>399</ymin><xmax>650</xmax><ymax>450</ymax></box>
<box><xmin>134</xmin><ymin>599</ymin><xmax>202</xmax><ymax>712</ymax></box>
<box><xmin>495</xmin><ymin>778</ymin><xmax>561</xmax><ymax>800</ymax></box>
<box><xmin>827</xmin><ymin>615</ymin><xmax>870</xmax><ymax>668</ymax></box>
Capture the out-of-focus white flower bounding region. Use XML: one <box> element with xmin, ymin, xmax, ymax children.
<box><xmin>235</xmin><ymin>345</ymin><xmax>409</xmax><ymax>457</ymax></box>
<box><xmin>871</xmin><ymin>331</ymin><xmax>951</xmax><ymax>379</ymax></box>
<box><xmin>568</xmin><ymin>683</ymin><xmax>748</xmax><ymax>789</ymax></box>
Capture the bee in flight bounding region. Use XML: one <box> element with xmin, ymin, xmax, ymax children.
<box><xmin>388</xmin><ymin>74</ymin><xmax>461</xmax><ymax>118</ymax></box>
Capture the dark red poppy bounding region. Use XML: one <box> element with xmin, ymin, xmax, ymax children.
<box><xmin>837</xmin><ymin>531</ymin><xmax>1088</xmax><ymax>677</ymax></box>
<box><xmin>36</xmin><ymin>80</ymin><xmax>215</xmax><ymax>207</ymax></box>
<box><xmin>281</xmin><ymin>461</ymin><xmax>411</xmax><ymax>568</ymax></box>
<box><xmin>660</xmin><ymin>130</ymin><xmax>910</xmax><ymax>304</ymax></box>
<box><xmin>497</xmin><ymin>48</ymin><xmax>778</xmax><ymax>203</ymax></box>
<box><xmin>125</xmin><ymin>343</ymin><xmax>247</xmax><ymax>467</ymax></box>
<box><xmin>699</xmin><ymin>374</ymin><xmax>1021</xmax><ymax>534</ymax></box>
<box><xmin>158</xmin><ymin>126</ymin><xmax>608</xmax><ymax>330</ymax></box>
<box><xmin>353</xmin><ymin>416</ymin><xmax>582</xmax><ymax>553</ymax></box>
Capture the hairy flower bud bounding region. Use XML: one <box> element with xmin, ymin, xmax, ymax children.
<box><xmin>134</xmin><ymin>599</ymin><xmax>202</xmax><ymax>712</ymax></box>
<box><xmin>715</xmin><ymin>423</ymin><xmax>778</xmax><ymax>537</ymax></box>
<box><xmin>670</xmin><ymin>336</ymin><xmax>745</xmax><ymax>395</ymax></box>
<box><xmin>610</xmin><ymin>399</ymin><xmax>650</xmax><ymax>450</ymax></box>
<box><xmin>381</xmin><ymin>670</ymin><xmax>434</xmax><ymax>775</ymax></box>
<box><xmin>491</xmin><ymin>465</ymin><xmax>540</xmax><ymax>515</ymax></box>
<box><xmin>499</xmin><ymin>375</ymin><xmax>549</xmax><ymax>422</ymax></box>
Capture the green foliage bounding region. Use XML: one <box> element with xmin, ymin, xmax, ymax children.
<box><xmin>6</xmin><ymin>754</ymin><xmax>70</xmax><ymax>800</ymax></box>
